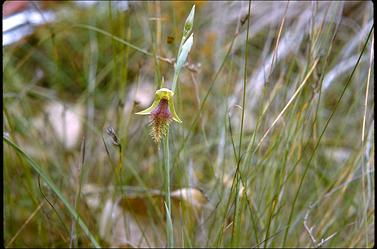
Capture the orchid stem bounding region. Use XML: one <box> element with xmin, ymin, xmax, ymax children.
<box><xmin>163</xmin><ymin>130</ymin><xmax>174</xmax><ymax>247</ymax></box>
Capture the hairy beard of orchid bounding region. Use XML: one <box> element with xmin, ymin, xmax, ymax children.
<box><xmin>135</xmin><ymin>88</ymin><xmax>182</xmax><ymax>144</ymax></box>
<box><xmin>150</xmin><ymin>98</ymin><xmax>172</xmax><ymax>143</ymax></box>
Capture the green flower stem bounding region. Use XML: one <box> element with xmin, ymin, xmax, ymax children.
<box><xmin>163</xmin><ymin>131</ymin><xmax>174</xmax><ymax>247</ymax></box>
<box><xmin>153</xmin><ymin>6</ymin><xmax>194</xmax><ymax>247</ymax></box>
<box><xmin>172</xmin><ymin>70</ymin><xmax>179</xmax><ymax>93</ymax></box>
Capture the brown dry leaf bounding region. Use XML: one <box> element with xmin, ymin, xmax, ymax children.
<box><xmin>101</xmin><ymin>198</ymin><xmax>166</xmax><ymax>248</ymax></box>
<box><xmin>171</xmin><ymin>187</ymin><xmax>208</xmax><ymax>209</ymax></box>
<box><xmin>82</xmin><ymin>185</ymin><xmax>209</xmax><ymax>247</ymax></box>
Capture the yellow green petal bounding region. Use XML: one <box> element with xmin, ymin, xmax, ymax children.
<box><xmin>135</xmin><ymin>99</ymin><xmax>160</xmax><ymax>115</ymax></box>
<box><xmin>168</xmin><ymin>99</ymin><xmax>182</xmax><ymax>123</ymax></box>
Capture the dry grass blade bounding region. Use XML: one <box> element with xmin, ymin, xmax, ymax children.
<box><xmin>6</xmin><ymin>201</ymin><xmax>45</xmax><ymax>247</ymax></box>
<box><xmin>255</xmin><ymin>59</ymin><xmax>319</xmax><ymax>152</ymax></box>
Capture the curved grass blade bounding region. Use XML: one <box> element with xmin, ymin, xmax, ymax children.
<box><xmin>3</xmin><ymin>136</ymin><xmax>101</xmax><ymax>248</ymax></box>
<box><xmin>74</xmin><ymin>24</ymin><xmax>173</xmax><ymax>65</ymax></box>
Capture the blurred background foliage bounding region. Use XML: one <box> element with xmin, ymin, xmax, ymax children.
<box><xmin>3</xmin><ymin>1</ymin><xmax>374</xmax><ymax>248</ymax></box>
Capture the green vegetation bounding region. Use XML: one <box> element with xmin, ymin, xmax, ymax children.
<box><xmin>3</xmin><ymin>1</ymin><xmax>374</xmax><ymax>248</ymax></box>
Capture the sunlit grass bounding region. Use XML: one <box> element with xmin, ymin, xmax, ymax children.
<box><xmin>3</xmin><ymin>1</ymin><xmax>374</xmax><ymax>248</ymax></box>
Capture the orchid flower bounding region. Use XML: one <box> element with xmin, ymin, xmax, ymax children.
<box><xmin>135</xmin><ymin>88</ymin><xmax>181</xmax><ymax>143</ymax></box>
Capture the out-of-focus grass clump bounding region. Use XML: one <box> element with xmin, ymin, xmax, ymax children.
<box><xmin>3</xmin><ymin>1</ymin><xmax>374</xmax><ymax>248</ymax></box>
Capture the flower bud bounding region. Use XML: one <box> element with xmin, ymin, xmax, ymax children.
<box><xmin>183</xmin><ymin>5</ymin><xmax>195</xmax><ymax>40</ymax></box>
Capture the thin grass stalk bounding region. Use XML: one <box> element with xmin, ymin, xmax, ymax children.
<box><xmin>6</xmin><ymin>201</ymin><xmax>45</xmax><ymax>247</ymax></box>
<box><xmin>70</xmin><ymin>137</ymin><xmax>86</xmax><ymax>248</ymax></box>
<box><xmin>4</xmin><ymin>136</ymin><xmax>101</xmax><ymax>248</ymax></box>
<box><xmin>151</xmin><ymin>2</ymin><xmax>162</xmax><ymax>88</ymax></box>
<box><xmin>106</xmin><ymin>128</ymin><xmax>158</xmax><ymax>246</ymax></box>
<box><xmin>361</xmin><ymin>33</ymin><xmax>373</xmax><ymax>248</ymax></box>
<box><xmin>281</xmin><ymin>25</ymin><xmax>374</xmax><ymax>247</ymax></box>
<box><xmin>173</xmin><ymin>17</ymin><xmax>242</xmax><ymax>169</ymax></box>
<box><xmin>231</xmin><ymin>1</ymin><xmax>252</xmax><ymax>246</ymax></box>
<box><xmin>212</xmin><ymin>15</ymin><xmax>263</xmax><ymax>246</ymax></box>
<box><xmin>119</xmin><ymin>14</ymin><xmax>131</xmax><ymax>150</ymax></box>
<box><xmin>103</xmin><ymin>132</ymin><xmax>166</xmax><ymax>241</ymax></box>
<box><xmin>75</xmin><ymin>24</ymin><xmax>176</xmax><ymax>66</ymax></box>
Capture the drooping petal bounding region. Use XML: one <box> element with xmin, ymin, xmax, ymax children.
<box><xmin>168</xmin><ymin>99</ymin><xmax>182</xmax><ymax>123</ymax></box>
<box><xmin>135</xmin><ymin>99</ymin><xmax>160</xmax><ymax>115</ymax></box>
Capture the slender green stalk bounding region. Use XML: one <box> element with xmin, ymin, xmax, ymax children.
<box><xmin>163</xmin><ymin>132</ymin><xmax>174</xmax><ymax>247</ymax></box>
<box><xmin>231</xmin><ymin>1</ymin><xmax>251</xmax><ymax>246</ymax></box>
<box><xmin>70</xmin><ymin>137</ymin><xmax>86</xmax><ymax>248</ymax></box>
<box><xmin>158</xmin><ymin>6</ymin><xmax>195</xmax><ymax>247</ymax></box>
<box><xmin>238</xmin><ymin>0</ymin><xmax>251</xmax><ymax>159</ymax></box>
